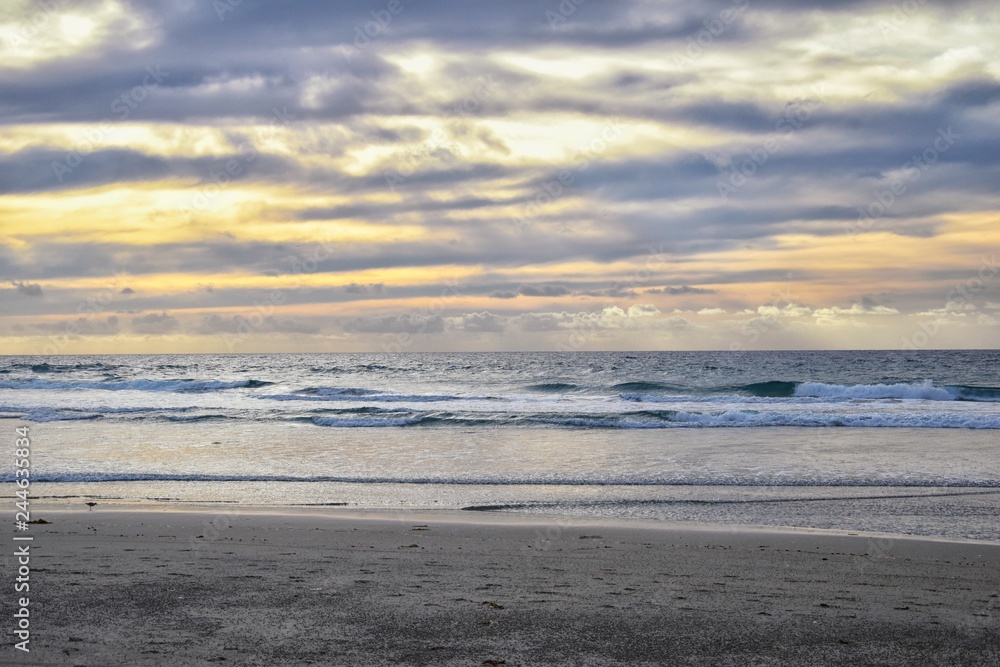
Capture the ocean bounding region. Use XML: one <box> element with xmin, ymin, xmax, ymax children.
<box><xmin>2</xmin><ymin>350</ymin><xmax>998</xmax><ymax>540</ymax></box>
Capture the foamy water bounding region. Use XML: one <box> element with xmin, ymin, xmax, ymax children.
<box><xmin>1</xmin><ymin>351</ymin><xmax>998</xmax><ymax>429</ymax></box>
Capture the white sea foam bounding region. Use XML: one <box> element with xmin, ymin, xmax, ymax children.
<box><xmin>794</xmin><ymin>380</ymin><xmax>956</xmax><ymax>400</ymax></box>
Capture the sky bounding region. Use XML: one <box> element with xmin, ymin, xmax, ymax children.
<box><xmin>0</xmin><ymin>0</ymin><xmax>998</xmax><ymax>354</ymax></box>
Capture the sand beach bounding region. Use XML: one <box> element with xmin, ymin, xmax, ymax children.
<box><xmin>18</xmin><ymin>504</ymin><xmax>1000</xmax><ymax>666</ymax></box>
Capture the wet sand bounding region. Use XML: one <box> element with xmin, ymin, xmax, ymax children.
<box><xmin>18</xmin><ymin>505</ymin><xmax>1000</xmax><ymax>666</ymax></box>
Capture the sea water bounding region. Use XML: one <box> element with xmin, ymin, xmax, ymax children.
<box><xmin>1</xmin><ymin>350</ymin><xmax>998</xmax><ymax>540</ymax></box>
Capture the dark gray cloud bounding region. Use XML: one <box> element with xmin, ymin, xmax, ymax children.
<box><xmin>577</xmin><ymin>286</ymin><xmax>638</xmax><ymax>298</ymax></box>
<box><xmin>942</xmin><ymin>77</ymin><xmax>1000</xmax><ymax>108</ymax></box>
<box><xmin>0</xmin><ymin>147</ymin><xmax>297</xmax><ymax>195</ymax></box>
<box><xmin>455</xmin><ymin>312</ymin><xmax>506</xmax><ymax>333</ymax></box>
<box><xmin>342</xmin><ymin>313</ymin><xmax>445</xmax><ymax>334</ymax></box>
<box><xmin>487</xmin><ymin>283</ymin><xmax>641</xmax><ymax>299</ymax></box>
<box><xmin>343</xmin><ymin>282</ymin><xmax>385</xmax><ymax>295</ymax></box>
<box><xmin>0</xmin><ymin>229</ymin><xmax>661</xmax><ymax>281</ymax></box>
<box><xmin>9</xmin><ymin>281</ymin><xmax>44</xmax><ymax>297</ymax></box>
<box><xmin>513</xmin><ymin>284</ymin><xmax>573</xmax><ymax>298</ymax></box>
<box><xmin>131</xmin><ymin>312</ymin><xmax>180</xmax><ymax>334</ymax></box>
<box><xmin>0</xmin><ymin>0</ymin><xmax>992</xmax><ymax>132</ymax></box>
<box><xmin>27</xmin><ymin>315</ymin><xmax>120</xmax><ymax>336</ymax></box>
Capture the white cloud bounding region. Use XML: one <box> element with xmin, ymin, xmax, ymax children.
<box><xmin>627</xmin><ymin>304</ymin><xmax>660</xmax><ymax>317</ymax></box>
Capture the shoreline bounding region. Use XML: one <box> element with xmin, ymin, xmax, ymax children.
<box><xmin>22</xmin><ymin>506</ymin><xmax>1000</xmax><ymax>665</ymax></box>
<box><xmin>28</xmin><ymin>498</ymin><xmax>1000</xmax><ymax>547</ymax></box>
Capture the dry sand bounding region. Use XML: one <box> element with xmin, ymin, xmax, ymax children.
<box><xmin>14</xmin><ymin>504</ymin><xmax>1000</xmax><ymax>666</ymax></box>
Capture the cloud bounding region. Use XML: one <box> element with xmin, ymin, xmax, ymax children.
<box><xmin>196</xmin><ymin>314</ymin><xmax>321</xmax><ymax>335</ymax></box>
<box><xmin>28</xmin><ymin>316</ymin><xmax>119</xmax><ymax>336</ymax></box>
<box><xmin>455</xmin><ymin>311</ymin><xmax>506</xmax><ymax>332</ymax></box>
<box><xmin>342</xmin><ymin>314</ymin><xmax>445</xmax><ymax>334</ymax></box>
<box><xmin>2</xmin><ymin>0</ymin><xmax>1000</xmax><ymax>353</ymax></box>
<box><xmin>627</xmin><ymin>304</ymin><xmax>660</xmax><ymax>317</ymax></box>
<box><xmin>740</xmin><ymin>315</ymin><xmax>784</xmax><ymax>335</ymax></box>
<box><xmin>812</xmin><ymin>303</ymin><xmax>900</xmax><ymax>320</ymax></box>
<box><xmin>578</xmin><ymin>286</ymin><xmax>639</xmax><ymax>298</ymax></box>
<box><xmin>514</xmin><ymin>284</ymin><xmax>573</xmax><ymax>297</ymax></box>
<box><xmin>10</xmin><ymin>281</ymin><xmax>43</xmax><ymax>297</ymax></box>
<box><xmin>131</xmin><ymin>312</ymin><xmax>179</xmax><ymax>334</ymax></box>
<box><xmin>645</xmin><ymin>286</ymin><xmax>718</xmax><ymax>295</ymax></box>
<box><xmin>514</xmin><ymin>304</ymin><xmax>663</xmax><ymax>332</ymax></box>
<box><xmin>489</xmin><ymin>284</ymin><xmax>581</xmax><ymax>298</ymax></box>
<box><xmin>662</xmin><ymin>315</ymin><xmax>696</xmax><ymax>332</ymax></box>
<box><xmin>343</xmin><ymin>282</ymin><xmax>385</xmax><ymax>295</ymax></box>
<box><xmin>750</xmin><ymin>304</ymin><xmax>814</xmax><ymax>318</ymax></box>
